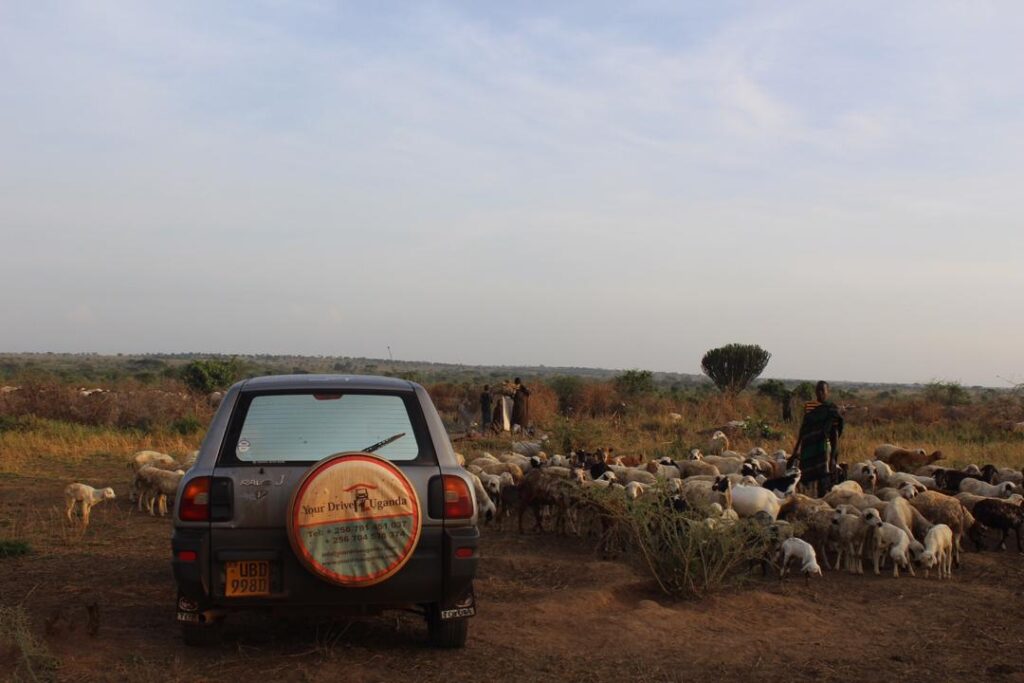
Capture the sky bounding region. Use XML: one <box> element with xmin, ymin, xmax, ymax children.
<box><xmin>1</xmin><ymin>1</ymin><xmax>1023</xmax><ymax>386</ymax></box>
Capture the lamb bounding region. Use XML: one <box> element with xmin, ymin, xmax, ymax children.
<box><xmin>831</xmin><ymin>507</ymin><xmax>877</xmax><ymax>574</ymax></box>
<box><xmin>867</xmin><ymin>519</ymin><xmax>915</xmax><ymax>578</ymax></box>
<box><xmin>909</xmin><ymin>491</ymin><xmax>976</xmax><ymax>567</ymax></box>
<box><xmin>777</xmin><ymin>537</ymin><xmax>823</xmax><ymax>580</ymax></box>
<box><xmin>887</xmin><ymin>449</ymin><xmax>943</xmax><ymax>473</ymax></box>
<box><xmin>64</xmin><ymin>484</ymin><xmax>116</xmax><ymax>527</ymax></box>
<box><xmin>136</xmin><ymin>466</ymin><xmax>185</xmax><ymax>516</ymax></box>
<box><xmin>958</xmin><ymin>479</ymin><xmax>1018</xmax><ymax>499</ymax></box>
<box><xmin>971</xmin><ymin>498</ymin><xmax>1024</xmax><ymax>552</ymax></box>
<box><xmin>920</xmin><ymin>524</ymin><xmax>954</xmax><ymax>578</ymax></box>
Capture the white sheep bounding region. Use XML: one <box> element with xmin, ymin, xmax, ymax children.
<box><xmin>959</xmin><ymin>479</ymin><xmax>1018</xmax><ymax>499</ymax></box>
<box><xmin>920</xmin><ymin>524</ymin><xmax>954</xmax><ymax>579</ymax></box>
<box><xmin>777</xmin><ymin>537</ymin><xmax>823</xmax><ymax>579</ymax></box>
<box><xmin>624</xmin><ymin>481</ymin><xmax>649</xmax><ymax>500</ymax></box>
<box><xmin>708</xmin><ymin>430</ymin><xmax>730</xmax><ymax>455</ymax></box>
<box><xmin>465</xmin><ymin>471</ymin><xmax>496</xmax><ymax>523</ymax></box>
<box><xmin>478</xmin><ymin>472</ymin><xmax>503</xmax><ymax>502</ymax></box>
<box><xmin>832</xmin><ymin>506</ymin><xmax>878</xmax><ymax>574</ymax></box>
<box><xmin>128</xmin><ymin>450</ymin><xmax>177</xmax><ymax>472</ymax></box>
<box><xmin>608</xmin><ymin>466</ymin><xmax>657</xmax><ymax>486</ymax></box>
<box><xmin>731</xmin><ymin>485</ymin><xmax>787</xmax><ymax>520</ymax></box>
<box><xmin>831</xmin><ymin>480</ymin><xmax>864</xmax><ymax>494</ymax></box>
<box><xmin>137</xmin><ymin>466</ymin><xmax>185</xmax><ymax>516</ymax></box>
<box><xmin>868</xmin><ymin>520</ymin><xmax>915</xmax><ymax>578</ymax></box>
<box><xmin>64</xmin><ymin>483</ymin><xmax>116</xmax><ymax>527</ymax></box>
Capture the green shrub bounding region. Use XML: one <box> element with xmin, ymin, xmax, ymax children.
<box><xmin>180</xmin><ymin>358</ymin><xmax>240</xmax><ymax>394</ymax></box>
<box><xmin>614</xmin><ymin>369</ymin><xmax>655</xmax><ymax>396</ymax></box>
<box><xmin>0</xmin><ymin>540</ymin><xmax>31</xmax><ymax>558</ymax></box>
<box><xmin>700</xmin><ymin>344</ymin><xmax>771</xmax><ymax>394</ymax></box>
<box><xmin>548</xmin><ymin>376</ymin><xmax>584</xmax><ymax>415</ymax></box>
<box><xmin>171</xmin><ymin>414</ymin><xmax>204</xmax><ymax>436</ymax></box>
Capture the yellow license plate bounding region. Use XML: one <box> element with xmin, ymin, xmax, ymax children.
<box><xmin>225</xmin><ymin>560</ymin><xmax>271</xmax><ymax>597</ymax></box>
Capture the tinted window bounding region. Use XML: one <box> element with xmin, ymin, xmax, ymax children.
<box><xmin>234</xmin><ymin>393</ymin><xmax>420</xmax><ymax>462</ymax></box>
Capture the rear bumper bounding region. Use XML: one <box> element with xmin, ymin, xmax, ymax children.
<box><xmin>171</xmin><ymin>525</ymin><xmax>478</xmax><ymax>613</ymax></box>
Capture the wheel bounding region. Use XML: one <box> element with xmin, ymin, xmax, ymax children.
<box><xmin>181</xmin><ymin>619</ymin><xmax>224</xmax><ymax>647</ymax></box>
<box><xmin>426</xmin><ymin>611</ymin><xmax>468</xmax><ymax>649</ymax></box>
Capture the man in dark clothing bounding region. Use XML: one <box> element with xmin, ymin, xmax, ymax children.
<box><xmin>480</xmin><ymin>385</ymin><xmax>492</xmax><ymax>432</ymax></box>
<box><xmin>511</xmin><ymin>377</ymin><xmax>531</xmax><ymax>433</ymax></box>
<box><xmin>791</xmin><ymin>380</ymin><xmax>844</xmax><ymax>497</ymax></box>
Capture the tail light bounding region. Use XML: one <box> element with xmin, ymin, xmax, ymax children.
<box><xmin>179</xmin><ymin>477</ymin><xmax>211</xmax><ymax>521</ymax></box>
<box><xmin>443</xmin><ymin>475</ymin><xmax>475</xmax><ymax>519</ymax></box>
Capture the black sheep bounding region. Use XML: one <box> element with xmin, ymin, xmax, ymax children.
<box><xmin>972</xmin><ymin>499</ymin><xmax>1024</xmax><ymax>553</ymax></box>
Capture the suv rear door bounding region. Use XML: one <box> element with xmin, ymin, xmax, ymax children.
<box><xmin>209</xmin><ymin>387</ymin><xmax>445</xmax><ymax>606</ymax></box>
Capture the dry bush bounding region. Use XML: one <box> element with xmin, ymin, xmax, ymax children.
<box><xmin>577</xmin><ymin>382</ymin><xmax>620</xmax><ymax>417</ymax></box>
<box><xmin>0</xmin><ymin>379</ymin><xmax>210</xmax><ymax>432</ymax></box>
<box><xmin>584</xmin><ymin>488</ymin><xmax>773</xmax><ymax>599</ymax></box>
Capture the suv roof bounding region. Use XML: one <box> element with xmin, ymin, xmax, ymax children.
<box><xmin>239</xmin><ymin>374</ymin><xmax>417</xmax><ymax>392</ymax></box>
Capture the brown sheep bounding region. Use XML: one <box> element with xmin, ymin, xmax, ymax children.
<box><xmin>874</xmin><ymin>443</ymin><xmax>924</xmax><ymax>462</ymax></box>
<box><xmin>887</xmin><ymin>449</ymin><xmax>944</xmax><ymax>473</ymax></box>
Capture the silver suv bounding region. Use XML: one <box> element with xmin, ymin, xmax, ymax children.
<box><xmin>171</xmin><ymin>375</ymin><xmax>479</xmax><ymax>648</ymax></box>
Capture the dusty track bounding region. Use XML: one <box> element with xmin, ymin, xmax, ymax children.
<box><xmin>3</xmin><ymin>476</ymin><xmax>1024</xmax><ymax>682</ymax></box>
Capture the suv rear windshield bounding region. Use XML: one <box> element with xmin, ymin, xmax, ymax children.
<box><xmin>227</xmin><ymin>392</ymin><xmax>424</xmax><ymax>463</ymax></box>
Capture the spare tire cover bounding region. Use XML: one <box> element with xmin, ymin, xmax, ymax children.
<box><xmin>287</xmin><ymin>453</ymin><xmax>422</xmax><ymax>587</ymax></box>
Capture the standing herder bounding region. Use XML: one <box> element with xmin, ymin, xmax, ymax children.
<box><xmin>791</xmin><ymin>381</ymin><xmax>844</xmax><ymax>496</ymax></box>
<box><xmin>511</xmin><ymin>377</ymin><xmax>531</xmax><ymax>433</ymax></box>
<box><xmin>479</xmin><ymin>385</ymin><xmax>493</xmax><ymax>433</ymax></box>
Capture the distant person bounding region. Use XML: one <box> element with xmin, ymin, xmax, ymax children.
<box><xmin>782</xmin><ymin>390</ymin><xmax>793</xmax><ymax>423</ymax></box>
<box><xmin>791</xmin><ymin>380</ymin><xmax>844</xmax><ymax>496</ymax></box>
<box><xmin>511</xmin><ymin>377</ymin><xmax>531</xmax><ymax>433</ymax></box>
<box><xmin>480</xmin><ymin>384</ymin><xmax>492</xmax><ymax>432</ymax></box>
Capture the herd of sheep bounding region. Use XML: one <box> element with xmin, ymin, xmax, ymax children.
<box><xmin>64</xmin><ymin>449</ymin><xmax>198</xmax><ymax>528</ymax></box>
<box><xmin>461</xmin><ymin>431</ymin><xmax>1024</xmax><ymax>580</ymax></box>
<box><xmin>61</xmin><ymin>430</ymin><xmax>1024</xmax><ymax>583</ymax></box>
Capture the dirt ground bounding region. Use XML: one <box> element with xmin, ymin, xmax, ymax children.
<box><xmin>3</xmin><ymin>472</ymin><xmax>1024</xmax><ymax>683</ymax></box>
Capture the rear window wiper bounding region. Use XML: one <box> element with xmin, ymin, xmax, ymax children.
<box><xmin>364</xmin><ymin>432</ymin><xmax>406</xmax><ymax>453</ymax></box>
